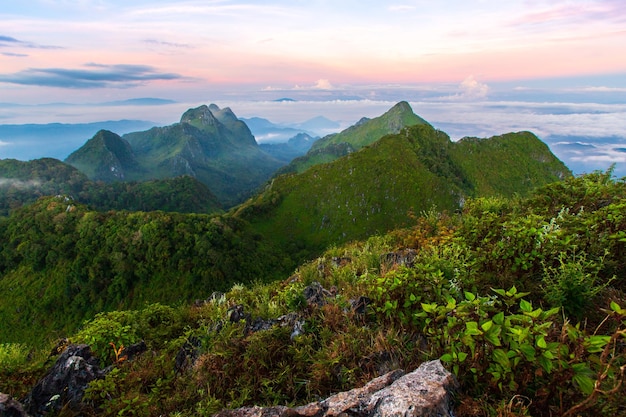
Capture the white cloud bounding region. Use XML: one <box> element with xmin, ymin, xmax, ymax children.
<box><xmin>388</xmin><ymin>5</ymin><xmax>417</xmax><ymax>12</ymax></box>
<box><xmin>313</xmin><ymin>79</ymin><xmax>334</xmax><ymax>90</ymax></box>
<box><xmin>292</xmin><ymin>79</ymin><xmax>336</xmax><ymax>91</ymax></box>
<box><xmin>460</xmin><ymin>75</ymin><xmax>489</xmax><ymax>99</ymax></box>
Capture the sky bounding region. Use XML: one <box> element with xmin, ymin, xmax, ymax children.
<box><xmin>1</xmin><ymin>0</ymin><xmax>625</xmax><ymax>175</ymax></box>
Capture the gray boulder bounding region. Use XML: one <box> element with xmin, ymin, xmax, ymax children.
<box><xmin>22</xmin><ymin>344</ymin><xmax>103</xmax><ymax>417</ymax></box>
<box><xmin>214</xmin><ymin>359</ymin><xmax>457</xmax><ymax>417</ymax></box>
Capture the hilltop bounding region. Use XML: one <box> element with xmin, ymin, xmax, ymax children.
<box><xmin>279</xmin><ymin>101</ymin><xmax>430</xmax><ymax>175</ymax></box>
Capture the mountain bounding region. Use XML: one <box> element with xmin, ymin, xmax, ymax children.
<box><xmin>67</xmin><ymin>104</ymin><xmax>284</xmax><ymax>208</ymax></box>
<box><xmin>0</xmin><ymin>157</ymin><xmax>221</xmax><ymax>215</ymax></box>
<box><xmin>3</xmin><ymin>170</ymin><xmax>624</xmax><ymax>417</ymax></box>
<box><xmin>259</xmin><ymin>133</ymin><xmax>318</xmax><ymax>163</ymax></box>
<box><xmin>0</xmin><ymin>102</ymin><xmax>571</xmax><ymax>347</ymax></box>
<box><xmin>241</xmin><ymin>117</ymin><xmax>306</xmax><ymax>143</ymax></box>
<box><xmin>291</xmin><ymin>115</ymin><xmax>340</xmax><ymax>132</ymax></box>
<box><xmin>236</xmin><ymin>123</ymin><xmax>571</xmax><ymax>256</ymax></box>
<box><xmin>279</xmin><ymin>101</ymin><xmax>429</xmax><ymax>174</ymax></box>
<box><xmin>65</xmin><ymin>130</ymin><xmax>141</xmax><ymax>181</ymax></box>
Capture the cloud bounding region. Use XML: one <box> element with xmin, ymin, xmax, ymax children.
<box><xmin>293</xmin><ymin>79</ymin><xmax>336</xmax><ymax>90</ymax></box>
<box><xmin>389</xmin><ymin>5</ymin><xmax>417</xmax><ymax>12</ymax></box>
<box><xmin>1</xmin><ymin>52</ymin><xmax>28</xmax><ymax>57</ymax></box>
<box><xmin>143</xmin><ymin>39</ymin><xmax>192</xmax><ymax>53</ymax></box>
<box><xmin>0</xmin><ymin>35</ymin><xmax>20</xmax><ymax>44</ymax></box>
<box><xmin>460</xmin><ymin>75</ymin><xmax>489</xmax><ymax>99</ymax></box>
<box><xmin>0</xmin><ymin>34</ymin><xmax>62</xmax><ymax>50</ymax></box>
<box><xmin>313</xmin><ymin>79</ymin><xmax>334</xmax><ymax>90</ymax></box>
<box><xmin>0</xmin><ymin>63</ymin><xmax>185</xmax><ymax>89</ymax></box>
<box><xmin>0</xmin><ymin>178</ymin><xmax>42</xmax><ymax>189</ymax></box>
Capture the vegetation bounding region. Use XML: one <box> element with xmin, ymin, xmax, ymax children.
<box><xmin>0</xmin><ymin>197</ymin><xmax>289</xmax><ymax>344</ymax></box>
<box><xmin>237</xmin><ymin>123</ymin><xmax>570</xmax><ymax>259</ymax></box>
<box><xmin>0</xmin><ymin>158</ymin><xmax>222</xmax><ymax>215</ymax></box>
<box><xmin>1</xmin><ymin>170</ymin><xmax>624</xmax><ymax>416</ymax></box>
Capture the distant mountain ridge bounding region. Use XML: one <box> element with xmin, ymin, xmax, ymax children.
<box><xmin>66</xmin><ymin>104</ymin><xmax>283</xmax><ymax>207</ymax></box>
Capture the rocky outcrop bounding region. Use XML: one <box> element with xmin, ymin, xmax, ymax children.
<box><xmin>22</xmin><ymin>344</ymin><xmax>103</xmax><ymax>417</ymax></box>
<box><xmin>213</xmin><ymin>360</ymin><xmax>457</xmax><ymax>417</ymax></box>
<box><xmin>0</xmin><ymin>393</ymin><xmax>29</xmax><ymax>417</ymax></box>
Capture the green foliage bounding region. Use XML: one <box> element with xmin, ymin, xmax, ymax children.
<box><xmin>0</xmin><ymin>343</ymin><xmax>31</xmax><ymax>373</ymax></box>
<box><xmin>0</xmin><ymin>157</ymin><xmax>222</xmax><ymax>215</ymax></box>
<box><xmin>2</xmin><ymin>165</ymin><xmax>625</xmax><ymax>416</ymax></box>
<box><xmin>542</xmin><ymin>252</ymin><xmax>613</xmax><ymax>321</ymax></box>
<box><xmin>74</xmin><ymin>310</ymin><xmax>139</xmax><ymax>366</ymax></box>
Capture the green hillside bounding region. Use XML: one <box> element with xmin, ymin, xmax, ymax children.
<box><xmin>236</xmin><ymin>123</ymin><xmax>571</xmax><ymax>257</ymax></box>
<box><xmin>279</xmin><ymin>101</ymin><xmax>429</xmax><ymax>174</ymax></box>
<box><xmin>0</xmin><ymin>197</ymin><xmax>287</xmax><ymax>344</ymax></box>
<box><xmin>2</xmin><ymin>170</ymin><xmax>624</xmax><ymax>417</ymax></box>
<box><xmin>65</xmin><ymin>130</ymin><xmax>141</xmax><ymax>181</ymax></box>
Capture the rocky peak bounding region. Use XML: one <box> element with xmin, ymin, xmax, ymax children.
<box><xmin>180</xmin><ymin>105</ymin><xmax>218</xmax><ymax>127</ymax></box>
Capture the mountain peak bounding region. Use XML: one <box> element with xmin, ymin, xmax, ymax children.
<box><xmin>180</xmin><ymin>105</ymin><xmax>218</xmax><ymax>127</ymax></box>
<box><xmin>65</xmin><ymin>129</ymin><xmax>137</xmax><ymax>181</ymax></box>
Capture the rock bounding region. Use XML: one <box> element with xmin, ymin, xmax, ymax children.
<box><xmin>175</xmin><ymin>336</ymin><xmax>202</xmax><ymax>374</ymax></box>
<box><xmin>213</xmin><ymin>360</ymin><xmax>457</xmax><ymax>417</ymax></box>
<box><xmin>365</xmin><ymin>360</ymin><xmax>458</xmax><ymax>416</ymax></box>
<box><xmin>0</xmin><ymin>393</ymin><xmax>29</xmax><ymax>417</ymax></box>
<box><xmin>22</xmin><ymin>344</ymin><xmax>103</xmax><ymax>417</ymax></box>
<box><xmin>303</xmin><ymin>282</ymin><xmax>334</xmax><ymax>307</ymax></box>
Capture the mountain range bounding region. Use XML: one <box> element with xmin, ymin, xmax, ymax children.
<box><xmin>0</xmin><ymin>101</ymin><xmax>571</xmax><ymax>345</ymax></box>
<box><xmin>66</xmin><ymin>104</ymin><xmax>284</xmax><ymax>207</ymax></box>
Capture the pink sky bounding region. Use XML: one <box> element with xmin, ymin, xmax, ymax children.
<box><xmin>1</xmin><ymin>0</ymin><xmax>625</xmax><ymax>103</ymax></box>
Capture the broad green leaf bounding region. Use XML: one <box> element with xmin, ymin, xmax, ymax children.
<box><xmin>481</xmin><ymin>320</ymin><xmax>493</xmax><ymax>332</ymax></box>
<box><xmin>464</xmin><ymin>291</ymin><xmax>476</xmax><ymax>301</ymax></box>
<box><xmin>465</xmin><ymin>321</ymin><xmax>482</xmax><ymax>336</ymax></box>
<box><xmin>492</xmin><ymin>349</ymin><xmax>510</xmax><ymax>368</ymax></box>
<box><xmin>573</xmin><ymin>374</ymin><xmax>595</xmax><ymax>395</ymax></box>
<box><xmin>440</xmin><ymin>353</ymin><xmax>453</xmax><ymax>362</ymax></box>
<box><xmin>536</xmin><ymin>336</ymin><xmax>547</xmax><ymax>349</ymax></box>
<box><xmin>538</xmin><ymin>356</ymin><xmax>553</xmax><ymax>373</ymax></box>
<box><xmin>493</xmin><ymin>311</ymin><xmax>505</xmax><ymax>325</ymax></box>
<box><xmin>484</xmin><ymin>326</ymin><xmax>502</xmax><ymax>346</ymax></box>
<box><xmin>421</xmin><ymin>302</ymin><xmax>437</xmax><ymax>314</ymax></box>
<box><xmin>610</xmin><ymin>301</ymin><xmax>623</xmax><ymax>314</ymax></box>
<box><xmin>519</xmin><ymin>343</ymin><xmax>536</xmax><ymax>360</ymax></box>
<box><xmin>519</xmin><ymin>299</ymin><xmax>532</xmax><ymax>313</ymax></box>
